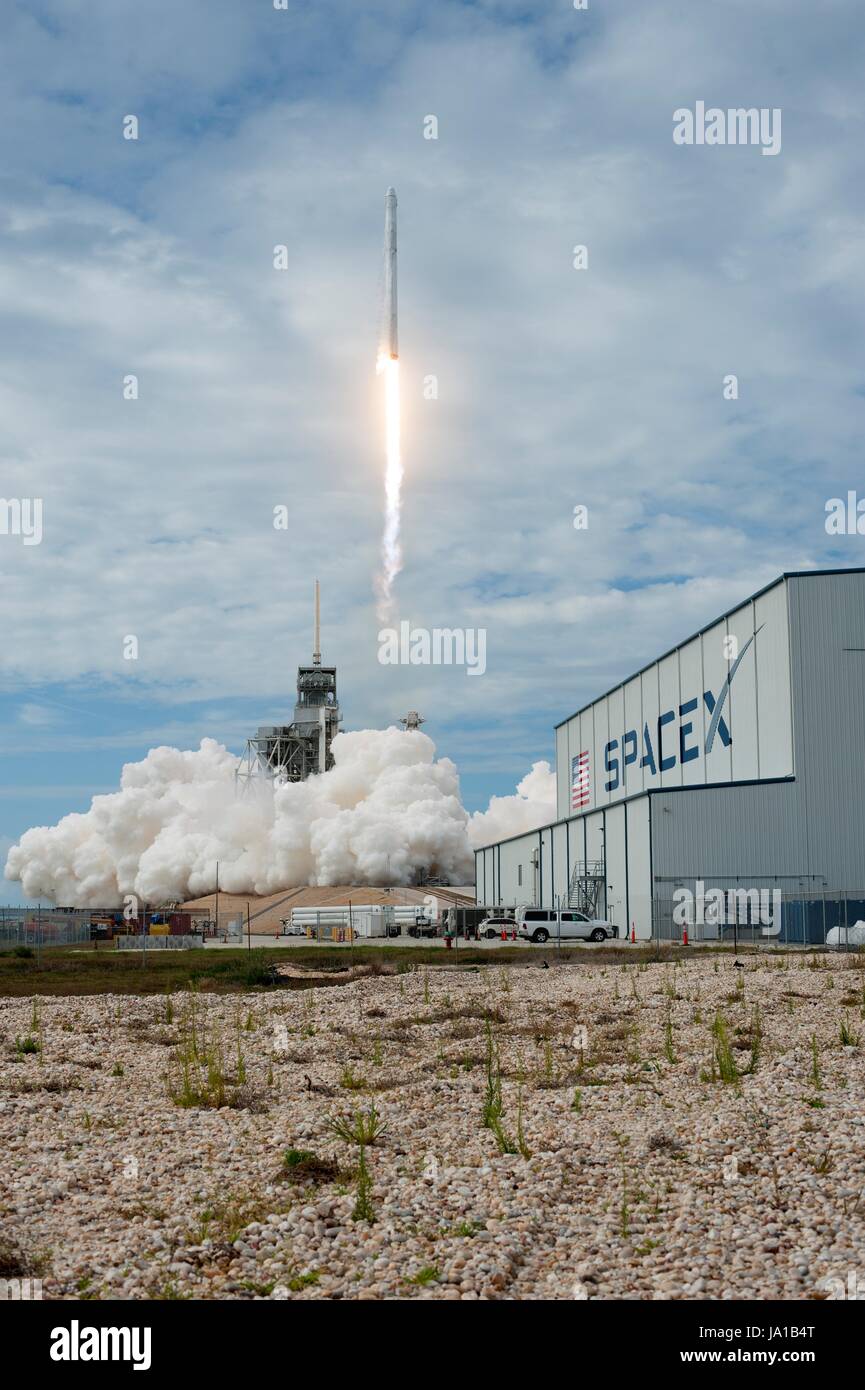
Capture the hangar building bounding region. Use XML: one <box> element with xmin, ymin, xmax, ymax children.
<box><xmin>474</xmin><ymin>569</ymin><xmax>865</xmax><ymax>940</ymax></box>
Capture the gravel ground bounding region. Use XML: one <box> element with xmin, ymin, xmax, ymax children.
<box><xmin>1</xmin><ymin>952</ymin><xmax>864</xmax><ymax>1301</ymax></box>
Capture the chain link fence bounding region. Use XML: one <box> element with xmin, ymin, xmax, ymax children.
<box><xmin>652</xmin><ymin>888</ymin><xmax>865</xmax><ymax>948</ymax></box>
<box><xmin>0</xmin><ymin>908</ymin><xmax>92</xmax><ymax>949</ymax></box>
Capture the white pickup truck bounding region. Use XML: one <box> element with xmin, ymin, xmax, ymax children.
<box><xmin>516</xmin><ymin>908</ymin><xmax>617</xmax><ymax>944</ymax></box>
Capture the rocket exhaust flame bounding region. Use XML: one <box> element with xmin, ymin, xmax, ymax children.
<box><xmin>376</xmin><ymin>187</ymin><xmax>402</xmax><ymax>620</ymax></box>
<box><xmin>377</xmin><ymin>356</ymin><xmax>403</xmax><ymax>618</ymax></box>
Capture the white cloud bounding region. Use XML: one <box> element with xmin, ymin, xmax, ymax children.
<box><xmin>0</xmin><ymin>0</ymin><xmax>861</xmax><ymax>792</ymax></box>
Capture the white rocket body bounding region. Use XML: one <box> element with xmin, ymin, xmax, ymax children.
<box><xmin>384</xmin><ymin>186</ymin><xmax>398</xmax><ymax>360</ymax></box>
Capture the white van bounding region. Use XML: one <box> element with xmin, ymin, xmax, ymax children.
<box><xmin>516</xmin><ymin>907</ymin><xmax>617</xmax><ymax>944</ymax></box>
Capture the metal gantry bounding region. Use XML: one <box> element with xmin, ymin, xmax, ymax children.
<box><xmin>236</xmin><ymin>580</ymin><xmax>341</xmax><ymax>796</ymax></box>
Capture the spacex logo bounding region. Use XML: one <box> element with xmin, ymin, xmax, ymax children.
<box><xmin>603</xmin><ymin>631</ymin><xmax>760</xmax><ymax>794</ymax></box>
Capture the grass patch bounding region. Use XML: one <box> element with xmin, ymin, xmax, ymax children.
<box><xmin>192</xmin><ymin>1193</ymin><xmax>290</xmax><ymax>1246</ymax></box>
<box><xmin>0</xmin><ymin>1235</ymin><xmax>49</xmax><ymax>1278</ymax></box>
<box><xmin>340</xmin><ymin>1064</ymin><xmax>368</xmax><ymax>1091</ymax></box>
<box><xmin>482</xmin><ymin>1020</ymin><xmax>516</xmax><ymax>1155</ymax></box>
<box><xmin>351</xmin><ymin>1146</ymin><xmax>376</xmax><ymax>1223</ymax></box>
<box><xmin>240</xmin><ymin>1279</ymin><xmax>277</xmax><ymax>1296</ymax></box>
<box><xmin>165</xmin><ymin>1003</ymin><xmax>262</xmax><ymax>1110</ymax></box>
<box><xmin>327</xmin><ymin>1103</ymin><xmax>387</xmax><ymax>1146</ymax></box>
<box><xmin>0</xmin><ymin>943</ymin><xmax>756</xmax><ymax>998</ymax></box>
<box><xmin>840</xmin><ymin>1015</ymin><xmax>860</xmax><ymax>1047</ymax></box>
<box><xmin>445</xmin><ymin>1221</ymin><xmax>483</xmax><ymax>1239</ymax></box>
<box><xmin>702</xmin><ymin>1012</ymin><xmax>740</xmax><ymax>1085</ymax></box>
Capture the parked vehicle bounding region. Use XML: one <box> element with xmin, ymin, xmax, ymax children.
<box><xmin>478</xmin><ymin>915</ymin><xmax>517</xmax><ymax>940</ymax></box>
<box><xmin>280</xmin><ymin>921</ymin><xmax>307</xmax><ymax>936</ymax></box>
<box><xmin>407</xmin><ymin>918</ymin><xmax>438</xmax><ymax>939</ymax></box>
<box><xmin>516</xmin><ymin>907</ymin><xmax>617</xmax><ymax>944</ymax></box>
<box><xmin>440</xmin><ymin>905</ymin><xmax>509</xmax><ymax>940</ymax></box>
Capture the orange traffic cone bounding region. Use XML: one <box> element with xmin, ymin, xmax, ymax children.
<box><xmin>683</xmin><ymin>926</ymin><xmax>689</xmax><ymax>946</ymax></box>
<box><xmin>501</xmin><ymin>927</ymin><xmax>507</xmax><ymax>941</ymax></box>
<box><xmin>630</xmin><ymin>923</ymin><xmax>635</xmax><ymax>944</ymax></box>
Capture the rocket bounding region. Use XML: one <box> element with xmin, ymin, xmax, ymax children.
<box><xmin>384</xmin><ymin>186</ymin><xmax>398</xmax><ymax>360</ymax></box>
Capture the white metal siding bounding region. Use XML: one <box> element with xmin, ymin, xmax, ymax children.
<box><xmin>608</xmin><ymin>685</ymin><xmax>626</xmax><ymax>800</ymax></box>
<box><xmin>678</xmin><ymin>636</ymin><xmax>704</xmax><ymax>788</ymax></box>
<box><xmin>727</xmin><ymin>606</ymin><xmax>760</xmax><ymax>782</ymax></box>
<box><xmin>755</xmin><ymin>582</ymin><xmax>794</xmax><ymax>779</ymax></box>
<box><xmin>651</xmin><ymin>782</ymin><xmax>807</xmax><ymax>884</ymax></box>
<box><xmin>624</xmin><ymin>676</ymin><xmax>643</xmax><ymax>797</ymax></box>
<box><xmin>552</xmin><ymin>820</ymin><xmax>569</xmax><ymax>904</ymax></box>
<box><xmin>640</xmin><ymin>665</ymin><xmax>661</xmax><ymax>788</ymax></box>
<box><xmin>787</xmin><ymin>571</ymin><xmax>865</xmax><ymax>887</ymax></box>
<box><xmin>604</xmin><ymin>801</ymin><xmax>627</xmax><ymax>935</ymax></box>
<box><xmin>556</xmin><ymin>724</ymin><xmax>569</xmax><ymax>820</ymax></box>
<box><xmin>556</xmin><ymin>578</ymin><xmax>794</xmax><ymax>809</ymax></box>
<box><xmin>626</xmin><ymin>797</ymin><xmax>652</xmax><ymax>938</ymax></box>
<box><xmin>658</xmin><ymin>651</ymin><xmax>682</xmax><ymax>790</ymax></box>
<box><xmin>477</xmin><ymin>573</ymin><xmax>865</xmax><ymax>930</ymax></box>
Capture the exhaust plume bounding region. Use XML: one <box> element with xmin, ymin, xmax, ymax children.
<box><xmin>375</xmin><ymin>187</ymin><xmax>402</xmax><ymax>619</ymax></box>
<box><xmin>5</xmin><ymin>734</ymin><xmax>556</xmax><ymax>907</ymax></box>
<box><xmin>467</xmin><ymin>762</ymin><xmax>556</xmax><ymax>847</ymax></box>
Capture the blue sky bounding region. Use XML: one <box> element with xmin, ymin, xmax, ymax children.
<box><xmin>1</xmin><ymin>0</ymin><xmax>864</xmax><ymax>904</ymax></box>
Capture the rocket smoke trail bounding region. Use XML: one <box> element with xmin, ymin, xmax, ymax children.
<box><xmin>376</xmin><ymin>187</ymin><xmax>402</xmax><ymax>620</ymax></box>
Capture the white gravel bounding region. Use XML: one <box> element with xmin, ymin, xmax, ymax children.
<box><xmin>2</xmin><ymin>952</ymin><xmax>864</xmax><ymax>1300</ymax></box>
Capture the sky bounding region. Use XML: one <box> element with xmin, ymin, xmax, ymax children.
<box><xmin>1</xmin><ymin>0</ymin><xmax>864</xmax><ymax>904</ymax></box>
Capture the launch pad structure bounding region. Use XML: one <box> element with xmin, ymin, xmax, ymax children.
<box><xmin>236</xmin><ymin>580</ymin><xmax>341</xmax><ymax>793</ymax></box>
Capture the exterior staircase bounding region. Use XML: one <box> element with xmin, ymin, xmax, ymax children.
<box><xmin>568</xmin><ymin>860</ymin><xmax>605</xmax><ymax>917</ymax></box>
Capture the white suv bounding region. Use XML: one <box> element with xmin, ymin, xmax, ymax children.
<box><xmin>478</xmin><ymin>916</ymin><xmax>516</xmax><ymax>940</ymax></box>
<box><xmin>516</xmin><ymin>908</ymin><xmax>616</xmax><ymax>944</ymax></box>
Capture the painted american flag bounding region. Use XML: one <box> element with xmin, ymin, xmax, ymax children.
<box><xmin>571</xmin><ymin>750</ymin><xmax>590</xmax><ymax>810</ymax></box>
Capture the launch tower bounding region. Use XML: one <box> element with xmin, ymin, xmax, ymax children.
<box><xmin>237</xmin><ymin>581</ymin><xmax>340</xmax><ymax>790</ymax></box>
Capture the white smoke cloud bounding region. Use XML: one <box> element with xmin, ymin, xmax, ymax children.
<box><xmin>467</xmin><ymin>761</ymin><xmax>556</xmax><ymax>848</ymax></box>
<box><xmin>5</xmin><ymin>730</ymin><xmax>556</xmax><ymax>907</ymax></box>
